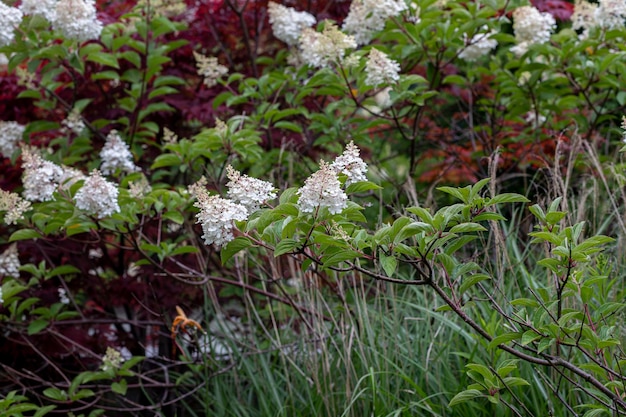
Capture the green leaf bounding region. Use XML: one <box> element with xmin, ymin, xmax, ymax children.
<box><xmin>34</xmin><ymin>405</ymin><xmax>57</xmax><ymax>417</ymax></box>
<box><xmin>28</xmin><ymin>319</ymin><xmax>50</xmax><ymax>335</ymax></box>
<box><xmin>111</xmin><ymin>380</ymin><xmax>128</xmax><ymax>396</ymax></box>
<box><xmin>449</xmin><ymin>223</ymin><xmax>487</xmax><ymax>233</ymax></box>
<box><xmin>448</xmin><ymin>389</ymin><xmax>484</xmax><ymax>407</ymax></box>
<box><xmin>345</xmin><ymin>181</ymin><xmax>382</xmax><ymax>194</ymax></box>
<box><xmin>501</xmin><ymin>377</ymin><xmax>530</xmax><ymax>388</ymax></box>
<box><xmin>521</xmin><ymin>330</ymin><xmax>542</xmax><ymax>346</ymax></box>
<box><xmin>9</xmin><ymin>229</ymin><xmax>43</xmax><ymax>242</ymax></box>
<box><xmin>488</xmin><ymin>193</ymin><xmax>530</xmax><ymax>205</ymax></box>
<box><xmin>86</xmin><ymin>52</ymin><xmax>120</xmax><ymax>68</ymax></box>
<box><xmin>488</xmin><ymin>332</ymin><xmax>522</xmax><ymax>350</ymax></box>
<box><xmin>322</xmin><ymin>250</ymin><xmax>360</xmax><ymax>268</ymax></box>
<box><xmin>459</xmin><ymin>273</ymin><xmax>490</xmax><ymax>294</ymax></box>
<box><xmin>43</xmin><ymin>388</ymin><xmax>68</xmax><ymax>401</ymax></box>
<box><xmin>379</xmin><ymin>251</ymin><xmax>397</xmax><ymax>277</ymax></box>
<box><xmin>274</xmin><ymin>238</ymin><xmax>300</xmax><ymax>257</ymax></box>
<box><xmin>151</xmin><ymin>153</ymin><xmax>181</xmax><ymax>169</ymax></box>
<box><xmin>221</xmin><ymin>237</ymin><xmax>254</xmax><ymax>264</ymax></box>
<box><xmin>48</xmin><ymin>265</ymin><xmax>80</xmax><ymax>278</ymax></box>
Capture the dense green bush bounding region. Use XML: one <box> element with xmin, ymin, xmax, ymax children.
<box><xmin>2</xmin><ymin>0</ymin><xmax>626</xmax><ymax>415</ymax></box>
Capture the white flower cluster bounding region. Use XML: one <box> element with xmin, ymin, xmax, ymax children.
<box><xmin>0</xmin><ymin>3</ymin><xmax>23</xmax><ymax>47</ymax></box>
<box><xmin>510</xmin><ymin>6</ymin><xmax>556</xmax><ymax>57</ymax></box>
<box><xmin>195</xmin><ymin>192</ymin><xmax>248</xmax><ymax>248</ymax></box>
<box><xmin>61</xmin><ymin>109</ymin><xmax>86</xmax><ymax>136</ymax></box>
<box><xmin>21</xmin><ymin>146</ymin><xmax>65</xmax><ymax>202</ymax></box>
<box><xmin>226</xmin><ymin>165</ymin><xmax>277</xmax><ymax>212</ymax></box>
<box><xmin>0</xmin><ymin>244</ymin><xmax>20</xmax><ymax>278</ymax></box>
<box><xmin>342</xmin><ymin>0</ymin><xmax>408</xmax><ymax>45</ymax></box>
<box><xmin>58</xmin><ymin>287</ymin><xmax>70</xmax><ymax>304</ymax></box>
<box><xmin>297</xmin><ymin>160</ymin><xmax>348</xmax><ymax>215</ymax></box>
<box><xmin>267</xmin><ymin>2</ymin><xmax>316</xmax><ymax>46</ymax></box>
<box><xmin>193</xmin><ymin>51</ymin><xmax>229</xmax><ymax>87</ymax></box>
<box><xmin>74</xmin><ymin>170</ymin><xmax>120</xmax><ymax>218</ymax></box>
<box><xmin>364</xmin><ymin>48</ymin><xmax>401</xmax><ymax>88</ymax></box>
<box><xmin>100</xmin><ymin>130</ymin><xmax>139</xmax><ymax>175</ymax></box>
<box><xmin>571</xmin><ymin>0</ymin><xmax>599</xmax><ymax>38</ymax></box>
<box><xmin>20</xmin><ymin>0</ymin><xmax>57</xmax><ymax>21</ymax></box>
<box><xmin>330</xmin><ymin>141</ymin><xmax>368</xmax><ymax>186</ymax></box>
<box><xmin>596</xmin><ymin>0</ymin><xmax>626</xmax><ymax>29</ymax></box>
<box><xmin>0</xmin><ymin>189</ymin><xmax>32</xmax><ymax>225</ymax></box>
<box><xmin>101</xmin><ymin>346</ymin><xmax>125</xmax><ymax>372</ymax></box>
<box><xmin>458</xmin><ymin>29</ymin><xmax>499</xmax><ymax>62</ymax></box>
<box><xmin>53</xmin><ymin>0</ymin><xmax>102</xmax><ymax>42</ymax></box>
<box><xmin>298</xmin><ymin>23</ymin><xmax>357</xmax><ymax>68</ymax></box>
<box><xmin>0</xmin><ymin>121</ymin><xmax>25</xmax><ymax>158</ymax></box>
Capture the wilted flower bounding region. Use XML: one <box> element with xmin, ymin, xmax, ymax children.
<box><xmin>0</xmin><ymin>244</ymin><xmax>20</xmax><ymax>278</ymax></box>
<box><xmin>331</xmin><ymin>141</ymin><xmax>368</xmax><ymax>186</ymax></box>
<box><xmin>193</xmin><ymin>51</ymin><xmax>228</xmax><ymax>87</ymax></box>
<box><xmin>21</xmin><ymin>146</ymin><xmax>64</xmax><ymax>202</ymax></box>
<box><xmin>297</xmin><ymin>160</ymin><xmax>347</xmax><ymax>214</ymax></box>
<box><xmin>510</xmin><ymin>6</ymin><xmax>556</xmax><ymax>56</ymax></box>
<box><xmin>268</xmin><ymin>2</ymin><xmax>316</xmax><ymax>46</ymax></box>
<box><xmin>53</xmin><ymin>0</ymin><xmax>102</xmax><ymax>41</ymax></box>
<box><xmin>458</xmin><ymin>29</ymin><xmax>499</xmax><ymax>62</ymax></box>
<box><xmin>0</xmin><ymin>121</ymin><xmax>25</xmax><ymax>158</ymax></box>
<box><xmin>0</xmin><ymin>3</ymin><xmax>23</xmax><ymax>47</ymax></box>
<box><xmin>364</xmin><ymin>48</ymin><xmax>401</xmax><ymax>88</ymax></box>
<box><xmin>0</xmin><ymin>189</ymin><xmax>31</xmax><ymax>225</ymax></box>
<box><xmin>342</xmin><ymin>0</ymin><xmax>408</xmax><ymax>45</ymax></box>
<box><xmin>100</xmin><ymin>130</ymin><xmax>139</xmax><ymax>175</ymax></box>
<box><xmin>298</xmin><ymin>23</ymin><xmax>357</xmax><ymax>68</ymax></box>
<box><xmin>74</xmin><ymin>170</ymin><xmax>120</xmax><ymax>218</ymax></box>
<box><xmin>195</xmin><ymin>192</ymin><xmax>248</xmax><ymax>248</ymax></box>
<box><xmin>226</xmin><ymin>165</ymin><xmax>277</xmax><ymax>212</ymax></box>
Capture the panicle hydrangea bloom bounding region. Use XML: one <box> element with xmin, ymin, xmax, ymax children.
<box><xmin>0</xmin><ymin>243</ymin><xmax>20</xmax><ymax>278</ymax></box>
<box><xmin>297</xmin><ymin>160</ymin><xmax>347</xmax><ymax>214</ymax></box>
<box><xmin>58</xmin><ymin>165</ymin><xmax>86</xmax><ymax>190</ymax></box>
<box><xmin>53</xmin><ymin>0</ymin><xmax>102</xmax><ymax>41</ymax></box>
<box><xmin>128</xmin><ymin>175</ymin><xmax>152</xmax><ymax>198</ymax></box>
<box><xmin>58</xmin><ymin>287</ymin><xmax>70</xmax><ymax>304</ymax></box>
<box><xmin>100</xmin><ymin>130</ymin><xmax>139</xmax><ymax>175</ymax></box>
<box><xmin>510</xmin><ymin>6</ymin><xmax>556</xmax><ymax>57</ymax></box>
<box><xmin>61</xmin><ymin>109</ymin><xmax>86</xmax><ymax>135</ymax></box>
<box><xmin>595</xmin><ymin>0</ymin><xmax>626</xmax><ymax>29</ymax></box>
<box><xmin>21</xmin><ymin>146</ymin><xmax>64</xmax><ymax>202</ymax></box>
<box><xmin>364</xmin><ymin>48</ymin><xmax>401</xmax><ymax>88</ymax></box>
<box><xmin>194</xmin><ymin>192</ymin><xmax>248</xmax><ymax>248</ymax></box>
<box><xmin>193</xmin><ymin>52</ymin><xmax>228</xmax><ymax>87</ymax></box>
<box><xmin>226</xmin><ymin>165</ymin><xmax>277</xmax><ymax>212</ymax></box>
<box><xmin>458</xmin><ymin>29</ymin><xmax>499</xmax><ymax>62</ymax></box>
<box><xmin>267</xmin><ymin>2</ymin><xmax>316</xmax><ymax>46</ymax></box>
<box><xmin>342</xmin><ymin>0</ymin><xmax>408</xmax><ymax>45</ymax></box>
<box><xmin>74</xmin><ymin>169</ymin><xmax>120</xmax><ymax>218</ymax></box>
<box><xmin>20</xmin><ymin>0</ymin><xmax>57</xmax><ymax>21</ymax></box>
<box><xmin>298</xmin><ymin>23</ymin><xmax>357</xmax><ymax>68</ymax></box>
<box><xmin>572</xmin><ymin>0</ymin><xmax>599</xmax><ymax>38</ymax></box>
<box><xmin>0</xmin><ymin>121</ymin><xmax>25</xmax><ymax>158</ymax></box>
<box><xmin>0</xmin><ymin>3</ymin><xmax>23</xmax><ymax>47</ymax></box>
<box><xmin>330</xmin><ymin>141</ymin><xmax>368</xmax><ymax>186</ymax></box>
<box><xmin>0</xmin><ymin>189</ymin><xmax>32</xmax><ymax>225</ymax></box>
<box><xmin>101</xmin><ymin>346</ymin><xmax>125</xmax><ymax>371</ymax></box>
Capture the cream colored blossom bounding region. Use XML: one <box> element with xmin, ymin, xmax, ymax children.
<box><xmin>0</xmin><ymin>244</ymin><xmax>20</xmax><ymax>278</ymax></box>
<box><xmin>193</xmin><ymin>52</ymin><xmax>228</xmax><ymax>87</ymax></box>
<box><xmin>510</xmin><ymin>6</ymin><xmax>556</xmax><ymax>57</ymax></box>
<box><xmin>53</xmin><ymin>0</ymin><xmax>102</xmax><ymax>41</ymax></box>
<box><xmin>364</xmin><ymin>48</ymin><xmax>401</xmax><ymax>87</ymax></box>
<box><xmin>268</xmin><ymin>2</ymin><xmax>316</xmax><ymax>46</ymax></box>
<box><xmin>297</xmin><ymin>160</ymin><xmax>347</xmax><ymax>214</ymax></box>
<box><xmin>298</xmin><ymin>23</ymin><xmax>356</xmax><ymax>68</ymax></box>
<box><xmin>342</xmin><ymin>0</ymin><xmax>408</xmax><ymax>45</ymax></box>
<box><xmin>0</xmin><ymin>189</ymin><xmax>31</xmax><ymax>225</ymax></box>
<box><xmin>195</xmin><ymin>192</ymin><xmax>248</xmax><ymax>248</ymax></box>
<box><xmin>74</xmin><ymin>170</ymin><xmax>120</xmax><ymax>218</ymax></box>
<box><xmin>331</xmin><ymin>141</ymin><xmax>368</xmax><ymax>186</ymax></box>
<box><xmin>226</xmin><ymin>165</ymin><xmax>276</xmax><ymax>212</ymax></box>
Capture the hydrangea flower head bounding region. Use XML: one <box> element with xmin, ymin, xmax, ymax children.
<box><xmin>595</xmin><ymin>0</ymin><xmax>626</xmax><ymax>29</ymax></box>
<box><xmin>74</xmin><ymin>169</ymin><xmax>120</xmax><ymax>218</ymax></box>
<box><xmin>268</xmin><ymin>2</ymin><xmax>316</xmax><ymax>46</ymax></box>
<box><xmin>364</xmin><ymin>48</ymin><xmax>401</xmax><ymax>88</ymax></box>
<box><xmin>21</xmin><ymin>146</ymin><xmax>64</xmax><ymax>202</ymax></box>
<box><xmin>20</xmin><ymin>0</ymin><xmax>57</xmax><ymax>22</ymax></box>
<box><xmin>330</xmin><ymin>141</ymin><xmax>368</xmax><ymax>186</ymax></box>
<box><xmin>297</xmin><ymin>160</ymin><xmax>347</xmax><ymax>214</ymax></box>
<box><xmin>458</xmin><ymin>29</ymin><xmax>499</xmax><ymax>62</ymax></box>
<box><xmin>195</xmin><ymin>192</ymin><xmax>248</xmax><ymax>248</ymax></box>
<box><xmin>0</xmin><ymin>189</ymin><xmax>31</xmax><ymax>225</ymax></box>
<box><xmin>342</xmin><ymin>0</ymin><xmax>408</xmax><ymax>45</ymax></box>
<box><xmin>0</xmin><ymin>243</ymin><xmax>20</xmax><ymax>278</ymax></box>
<box><xmin>53</xmin><ymin>0</ymin><xmax>102</xmax><ymax>42</ymax></box>
<box><xmin>510</xmin><ymin>6</ymin><xmax>556</xmax><ymax>56</ymax></box>
<box><xmin>0</xmin><ymin>121</ymin><xmax>25</xmax><ymax>158</ymax></box>
<box><xmin>226</xmin><ymin>165</ymin><xmax>277</xmax><ymax>212</ymax></box>
<box><xmin>193</xmin><ymin>52</ymin><xmax>228</xmax><ymax>87</ymax></box>
<box><xmin>298</xmin><ymin>23</ymin><xmax>356</xmax><ymax>68</ymax></box>
<box><xmin>100</xmin><ymin>130</ymin><xmax>139</xmax><ymax>175</ymax></box>
<box><xmin>0</xmin><ymin>3</ymin><xmax>23</xmax><ymax>47</ymax></box>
